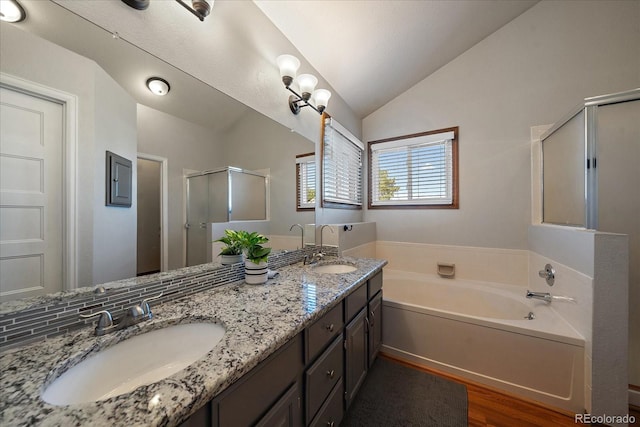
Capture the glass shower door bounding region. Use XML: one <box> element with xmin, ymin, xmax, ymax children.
<box><xmin>186</xmin><ymin>174</ymin><xmax>209</xmax><ymax>267</ymax></box>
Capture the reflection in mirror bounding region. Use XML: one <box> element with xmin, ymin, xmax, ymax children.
<box><xmin>0</xmin><ymin>0</ymin><xmax>314</xmax><ymax>304</ymax></box>
<box><xmin>296</xmin><ymin>153</ymin><xmax>316</xmax><ymax>212</ymax></box>
<box><xmin>315</xmin><ymin>113</ymin><xmax>364</xmax><ymax>238</ymax></box>
<box><xmin>541</xmin><ymin>110</ymin><xmax>586</xmax><ymax>227</ymax></box>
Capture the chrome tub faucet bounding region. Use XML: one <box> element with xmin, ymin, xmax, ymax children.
<box><xmin>526</xmin><ymin>290</ymin><xmax>553</xmax><ymax>303</ymax></box>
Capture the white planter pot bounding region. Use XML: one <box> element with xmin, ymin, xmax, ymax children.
<box><xmin>220</xmin><ymin>254</ymin><xmax>243</xmax><ymax>265</ymax></box>
<box><xmin>244</xmin><ymin>260</ymin><xmax>268</xmax><ymax>284</ymax></box>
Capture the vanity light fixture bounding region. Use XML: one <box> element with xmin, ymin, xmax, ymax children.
<box><xmin>276</xmin><ymin>54</ymin><xmax>331</xmax><ymax>115</ymax></box>
<box><xmin>176</xmin><ymin>0</ymin><xmax>212</xmax><ymax>21</ymax></box>
<box><xmin>146</xmin><ymin>77</ymin><xmax>171</xmax><ymax>96</ymax></box>
<box><xmin>0</xmin><ymin>0</ymin><xmax>26</xmax><ymax>23</ymax></box>
<box><xmin>121</xmin><ymin>0</ymin><xmax>213</xmax><ymax>21</ymax></box>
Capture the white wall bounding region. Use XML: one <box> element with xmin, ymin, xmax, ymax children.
<box><xmin>1</xmin><ymin>24</ymin><xmax>138</xmax><ymax>287</ymax></box>
<box><xmin>92</xmin><ymin>67</ymin><xmax>138</xmax><ymax>284</ymax></box>
<box><xmin>136</xmin><ymin>104</ymin><xmax>224</xmax><ymax>270</ymax></box>
<box><xmin>363</xmin><ymin>0</ymin><xmax>640</xmax><ymax>250</ymax></box>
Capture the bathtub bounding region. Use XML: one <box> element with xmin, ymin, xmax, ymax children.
<box><xmin>381</xmin><ymin>269</ymin><xmax>585</xmax><ymax>413</ymax></box>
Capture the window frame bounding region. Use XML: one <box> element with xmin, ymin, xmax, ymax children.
<box><xmin>295</xmin><ymin>152</ymin><xmax>316</xmax><ymax>211</ymax></box>
<box><xmin>320</xmin><ymin>112</ymin><xmax>363</xmax><ymax>210</ymax></box>
<box><xmin>367</xmin><ymin>126</ymin><xmax>459</xmax><ymax>210</ymax></box>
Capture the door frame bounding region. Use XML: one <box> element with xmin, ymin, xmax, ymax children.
<box><xmin>137</xmin><ymin>153</ymin><xmax>169</xmax><ymax>272</ymax></box>
<box><xmin>1</xmin><ymin>72</ymin><xmax>78</xmax><ymax>290</ymax></box>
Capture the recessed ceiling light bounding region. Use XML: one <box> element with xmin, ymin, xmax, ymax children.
<box><xmin>146</xmin><ymin>77</ymin><xmax>170</xmax><ymax>96</ymax></box>
<box><xmin>0</xmin><ymin>0</ymin><xmax>26</xmax><ymax>23</ymax></box>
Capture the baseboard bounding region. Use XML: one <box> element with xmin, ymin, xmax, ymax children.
<box><xmin>630</xmin><ymin>385</ymin><xmax>640</xmax><ymax>407</ymax></box>
<box><xmin>380</xmin><ymin>351</ymin><xmax>576</xmax><ymax>419</ymax></box>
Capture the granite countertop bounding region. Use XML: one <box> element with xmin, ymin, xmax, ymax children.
<box><xmin>0</xmin><ymin>257</ymin><xmax>386</xmax><ymax>427</ymax></box>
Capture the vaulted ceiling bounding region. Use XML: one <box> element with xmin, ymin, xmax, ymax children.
<box><xmin>254</xmin><ymin>0</ymin><xmax>539</xmax><ymax>118</ymax></box>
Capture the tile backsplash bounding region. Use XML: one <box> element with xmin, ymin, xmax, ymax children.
<box><xmin>0</xmin><ymin>248</ymin><xmax>327</xmax><ymax>351</ymax></box>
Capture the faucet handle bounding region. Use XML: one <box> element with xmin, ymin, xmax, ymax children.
<box><xmin>140</xmin><ymin>292</ymin><xmax>163</xmax><ymax>315</ymax></box>
<box><xmin>79</xmin><ymin>310</ymin><xmax>114</xmax><ymax>334</ymax></box>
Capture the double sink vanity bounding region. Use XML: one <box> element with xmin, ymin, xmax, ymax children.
<box><xmin>0</xmin><ymin>255</ymin><xmax>386</xmax><ymax>426</ymax></box>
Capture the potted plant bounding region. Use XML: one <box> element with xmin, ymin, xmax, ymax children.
<box><xmin>213</xmin><ymin>229</ymin><xmax>244</xmax><ymax>265</ymax></box>
<box><xmin>236</xmin><ymin>231</ymin><xmax>271</xmax><ymax>284</ymax></box>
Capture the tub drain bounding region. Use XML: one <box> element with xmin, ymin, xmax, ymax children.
<box><xmin>524</xmin><ymin>312</ymin><xmax>535</xmax><ymax>320</ymax></box>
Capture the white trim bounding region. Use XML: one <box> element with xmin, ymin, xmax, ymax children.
<box><xmin>370</xmin><ymin>131</ymin><xmax>454</xmax><ymax>151</ymax></box>
<box><xmin>0</xmin><ymin>72</ymin><xmax>78</xmax><ymax>290</ymax></box>
<box><xmin>324</xmin><ymin>116</ymin><xmax>364</xmax><ymax>150</ymax></box>
<box><xmin>137</xmin><ymin>153</ymin><xmax>169</xmax><ymax>272</ymax></box>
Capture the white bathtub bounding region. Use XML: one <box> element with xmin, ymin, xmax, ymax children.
<box><xmin>381</xmin><ymin>269</ymin><xmax>585</xmax><ymax>413</ymax></box>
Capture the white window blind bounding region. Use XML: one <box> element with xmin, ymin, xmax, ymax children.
<box><xmin>370</xmin><ymin>130</ymin><xmax>454</xmax><ymax>206</ymax></box>
<box><xmin>296</xmin><ymin>154</ymin><xmax>315</xmax><ymax>209</ymax></box>
<box><xmin>322</xmin><ymin>117</ymin><xmax>363</xmax><ymax>207</ymax></box>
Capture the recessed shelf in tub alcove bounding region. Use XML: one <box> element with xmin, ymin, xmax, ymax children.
<box><xmin>437</xmin><ymin>262</ymin><xmax>455</xmax><ymax>278</ymax></box>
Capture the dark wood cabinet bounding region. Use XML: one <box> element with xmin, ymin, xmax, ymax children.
<box><xmin>308</xmin><ymin>379</ymin><xmax>343</xmax><ymax>427</ymax></box>
<box><xmin>344</xmin><ymin>309</ymin><xmax>368</xmax><ymax>409</ymax></box>
<box><xmin>305</xmin><ymin>334</ymin><xmax>343</xmax><ymax>421</ymax></box>
<box><xmin>181</xmin><ymin>269</ymin><xmax>384</xmax><ymax>427</ymax></box>
<box><xmin>211</xmin><ymin>334</ymin><xmax>304</xmax><ymax>427</ymax></box>
<box><xmin>368</xmin><ymin>290</ymin><xmax>383</xmax><ymax>368</ymax></box>
<box><xmin>255</xmin><ymin>383</ymin><xmax>302</xmax><ymax>427</ymax></box>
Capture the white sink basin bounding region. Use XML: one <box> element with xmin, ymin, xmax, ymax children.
<box><xmin>41</xmin><ymin>322</ymin><xmax>225</xmax><ymax>405</ymax></box>
<box><xmin>313</xmin><ymin>263</ymin><xmax>358</xmax><ymax>274</ymax></box>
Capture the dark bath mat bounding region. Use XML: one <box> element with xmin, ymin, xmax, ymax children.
<box><xmin>341</xmin><ymin>357</ymin><xmax>467</xmax><ymax>427</ymax></box>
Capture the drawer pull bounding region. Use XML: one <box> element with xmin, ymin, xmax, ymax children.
<box><xmin>325</xmin><ymin>323</ymin><xmax>334</xmax><ymax>332</ymax></box>
<box><xmin>326</xmin><ymin>369</ymin><xmax>335</xmax><ymax>379</ymax></box>
<box><xmin>327</xmin><ymin>422</ymin><xmax>335</xmax><ymax>427</ymax></box>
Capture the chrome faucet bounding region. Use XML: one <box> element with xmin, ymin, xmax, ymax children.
<box><xmin>303</xmin><ymin>225</ymin><xmax>334</xmax><ymax>265</ymax></box>
<box><xmin>80</xmin><ymin>292</ymin><xmax>163</xmax><ymax>336</ymax></box>
<box><xmin>319</xmin><ymin>224</ymin><xmax>334</xmax><ymax>254</ymax></box>
<box><xmin>526</xmin><ymin>290</ymin><xmax>552</xmax><ymax>303</ymax></box>
<box><xmin>289</xmin><ymin>223</ymin><xmax>304</xmax><ymax>249</ymax></box>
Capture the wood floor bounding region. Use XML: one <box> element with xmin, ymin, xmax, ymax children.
<box><xmin>381</xmin><ymin>353</ymin><xmax>629</xmax><ymax>427</ymax></box>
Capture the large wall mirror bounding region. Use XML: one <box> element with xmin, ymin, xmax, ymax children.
<box><xmin>0</xmin><ymin>0</ymin><xmax>315</xmax><ymax>303</ymax></box>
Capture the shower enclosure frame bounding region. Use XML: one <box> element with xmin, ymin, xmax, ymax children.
<box><xmin>540</xmin><ymin>88</ymin><xmax>640</xmax><ymax>229</ymax></box>
<box><xmin>185</xmin><ymin>166</ymin><xmax>269</xmax><ymax>266</ymax></box>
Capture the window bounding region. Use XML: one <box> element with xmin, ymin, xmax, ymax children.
<box><xmin>296</xmin><ymin>153</ymin><xmax>316</xmax><ymax>210</ymax></box>
<box><xmin>321</xmin><ymin>114</ymin><xmax>363</xmax><ymax>209</ymax></box>
<box><xmin>368</xmin><ymin>127</ymin><xmax>458</xmax><ymax>209</ymax></box>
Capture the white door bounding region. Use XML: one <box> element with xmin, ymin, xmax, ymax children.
<box><xmin>0</xmin><ymin>86</ymin><xmax>64</xmax><ymax>301</ymax></box>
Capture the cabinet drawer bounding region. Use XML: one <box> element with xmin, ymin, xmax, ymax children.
<box><xmin>306</xmin><ymin>303</ymin><xmax>343</xmax><ymax>362</ymax></box>
<box><xmin>305</xmin><ymin>334</ymin><xmax>344</xmax><ymax>421</ymax></box>
<box><xmin>345</xmin><ymin>283</ymin><xmax>367</xmax><ymax>322</ymax></box>
<box><xmin>255</xmin><ymin>382</ymin><xmax>301</xmax><ymax>427</ymax></box>
<box><xmin>214</xmin><ymin>334</ymin><xmax>303</xmax><ymax>427</ymax></box>
<box><xmin>368</xmin><ymin>270</ymin><xmax>383</xmax><ymax>300</ymax></box>
<box><xmin>309</xmin><ymin>379</ymin><xmax>344</xmax><ymax>427</ymax></box>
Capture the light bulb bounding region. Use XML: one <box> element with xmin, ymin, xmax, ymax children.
<box><xmin>146</xmin><ymin>78</ymin><xmax>170</xmax><ymax>96</ymax></box>
<box><xmin>313</xmin><ymin>89</ymin><xmax>331</xmax><ymax>112</ymax></box>
<box><xmin>0</xmin><ymin>0</ymin><xmax>26</xmax><ymax>22</ymax></box>
<box><xmin>296</xmin><ymin>74</ymin><xmax>318</xmax><ymax>101</ymax></box>
<box><xmin>276</xmin><ymin>54</ymin><xmax>300</xmax><ymax>87</ymax></box>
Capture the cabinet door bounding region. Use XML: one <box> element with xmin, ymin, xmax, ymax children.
<box><xmin>368</xmin><ymin>291</ymin><xmax>383</xmax><ymax>368</ymax></box>
<box><xmin>213</xmin><ymin>334</ymin><xmax>303</xmax><ymax>426</ymax></box>
<box><xmin>344</xmin><ymin>309</ymin><xmax>368</xmax><ymax>409</ymax></box>
<box><xmin>255</xmin><ymin>382</ymin><xmax>301</xmax><ymax>427</ymax></box>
